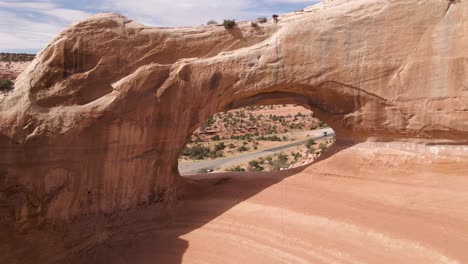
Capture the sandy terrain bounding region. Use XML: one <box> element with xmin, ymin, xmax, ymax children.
<box><xmin>88</xmin><ymin>142</ymin><xmax>468</xmax><ymax>264</ymax></box>
<box><xmin>0</xmin><ymin>61</ymin><xmax>31</xmax><ymax>81</ymax></box>
<box><xmin>4</xmin><ymin>141</ymin><xmax>467</xmax><ymax>264</ymax></box>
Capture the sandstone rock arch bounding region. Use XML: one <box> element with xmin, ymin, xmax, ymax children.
<box><xmin>1</xmin><ymin>0</ymin><xmax>467</xmax><ymax>226</ymax></box>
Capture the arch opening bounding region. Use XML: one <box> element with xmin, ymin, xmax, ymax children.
<box><xmin>178</xmin><ymin>103</ymin><xmax>336</xmax><ymax>175</ymax></box>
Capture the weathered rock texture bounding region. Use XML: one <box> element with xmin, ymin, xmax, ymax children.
<box><xmin>1</xmin><ymin>0</ymin><xmax>468</xmax><ymax>227</ymax></box>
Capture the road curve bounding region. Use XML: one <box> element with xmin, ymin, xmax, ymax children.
<box><xmin>178</xmin><ymin>128</ymin><xmax>335</xmax><ymax>175</ymax></box>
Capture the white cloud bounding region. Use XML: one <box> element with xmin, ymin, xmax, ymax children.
<box><xmin>101</xmin><ymin>0</ymin><xmax>320</xmax><ymax>26</ymax></box>
<box><xmin>0</xmin><ymin>0</ymin><xmax>92</xmax><ymax>52</ymax></box>
<box><xmin>0</xmin><ymin>0</ymin><xmax>320</xmax><ymax>52</ymax></box>
<box><xmin>101</xmin><ymin>0</ymin><xmax>255</xmax><ymax>26</ymax></box>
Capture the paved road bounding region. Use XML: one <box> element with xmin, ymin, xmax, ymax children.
<box><xmin>178</xmin><ymin>128</ymin><xmax>335</xmax><ymax>175</ymax></box>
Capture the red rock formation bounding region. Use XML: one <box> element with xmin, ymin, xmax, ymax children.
<box><xmin>0</xmin><ymin>0</ymin><xmax>467</xmax><ymax>228</ymax></box>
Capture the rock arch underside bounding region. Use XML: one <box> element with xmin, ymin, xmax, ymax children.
<box><xmin>1</xmin><ymin>0</ymin><xmax>468</xmax><ymax>263</ymax></box>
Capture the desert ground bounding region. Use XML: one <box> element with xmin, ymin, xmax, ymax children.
<box><xmin>179</xmin><ymin>104</ymin><xmax>335</xmax><ymax>173</ymax></box>
<box><xmin>0</xmin><ymin>53</ymin><xmax>32</xmax><ymax>81</ymax></box>
<box><xmin>4</xmin><ymin>141</ymin><xmax>466</xmax><ymax>264</ymax></box>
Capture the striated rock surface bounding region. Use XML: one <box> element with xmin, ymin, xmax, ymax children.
<box><xmin>0</xmin><ymin>0</ymin><xmax>467</xmax><ymax>230</ymax></box>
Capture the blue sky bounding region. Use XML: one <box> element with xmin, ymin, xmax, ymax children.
<box><xmin>0</xmin><ymin>0</ymin><xmax>320</xmax><ymax>53</ymax></box>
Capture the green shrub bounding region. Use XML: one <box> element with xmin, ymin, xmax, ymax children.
<box><xmin>181</xmin><ymin>144</ymin><xmax>212</xmax><ymax>160</ymax></box>
<box><xmin>248</xmin><ymin>160</ymin><xmax>264</xmax><ymax>171</ymax></box>
<box><xmin>293</xmin><ymin>152</ymin><xmax>302</xmax><ymax>161</ymax></box>
<box><xmin>305</xmin><ymin>138</ymin><xmax>315</xmax><ymax>149</ymax></box>
<box><xmin>207</xmin><ymin>20</ymin><xmax>218</xmax><ymax>25</ymax></box>
<box><xmin>226</xmin><ymin>165</ymin><xmax>245</xmax><ymax>172</ymax></box>
<box><xmin>308</xmin><ymin>146</ymin><xmax>316</xmax><ymax>154</ymax></box>
<box><xmin>251</xmin><ymin>21</ymin><xmax>258</xmax><ymax>27</ymax></box>
<box><xmin>223</xmin><ymin>19</ymin><xmax>236</xmax><ymax>29</ymax></box>
<box><xmin>214</xmin><ymin>142</ymin><xmax>226</xmax><ymax>151</ymax></box>
<box><xmin>319</xmin><ymin>143</ymin><xmax>328</xmax><ymax>151</ymax></box>
<box><xmin>0</xmin><ymin>79</ymin><xmax>13</xmax><ymax>93</ymax></box>
<box><xmin>237</xmin><ymin>145</ymin><xmax>249</xmax><ymax>152</ymax></box>
<box><xmin>209</xmin><ymin>150</ymin><xmax>224</xmax><ymax>159</ymax></box>
<box><xmin>211</xmin><ymin>135</ymin><xmax>221</xmax><ymax>141</ymax></box>
<box><xmin>201</xmin><ymin>116</ymin><xmax>214</xmax><ymax>131</ymax></box>
<box><xmin>257</xmin><ymin>17</ymin><xmax>267</xmax><ymax>23</ymax></box>
<box><xmin>277</xmin><ymin>153</ymin><xmax>288</xmax><ymax>163</ymax></box>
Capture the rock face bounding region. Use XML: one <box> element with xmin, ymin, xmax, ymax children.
<box><xmin>1</xmin><ymin>0</ymin><xmax>467</xmax><ymax>226</ymax></box>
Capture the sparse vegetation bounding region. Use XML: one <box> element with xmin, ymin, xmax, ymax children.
<box><xmin>207</xmin><ymin>20</ymin><xmax>218</xmax><ymax>25</ymax></box>
<box><xmin>248</xmin><ymin>160</ymin><xmax>264</xmax><ymax>171</ymax></box>
<box><xmin>257</xmin><ymin>17</ymin><xmax>268</xmax><ymax>23</ymax></box>
<box><xmin>251</xmin><ymin>21</ymin><xmax>258</xmax><ymax>27</ymax></box>
<box><xmin>319</xmin><ymin>143</ymin><xmax>328</xmax><ymax>151</ymax></box>
<box><xmin>0</xmin><ymin>79</ymin><xmax>13</xmax><ymax>93</ymax></box>
<box><xmin>179</xmin><ymin>104</ymin><xmax>335</xmax><ymax>173</ymax></box>
<box><xmin>305</xmin><ymin>138</ymin><xmax>315</xmax><ymax>149</ymax></box>
<box><xmin>271</xmin><ymin>153</ymin><xmax>289</xmax><ymax>171</ymax></box>
<box><xmin>201</xmin><ymin>116</ymin><xmax>214</xmax><ymax>131</ymax></box>
<box><xmin>237</xmin><ymin>145</ymin><xmax>249</xmax><ymax>152</ymax></box>
<box><xmin>223</xmin><ymin>19</ymin><xmax>236</xmax><ymax>29</ymax></box>
<box><xmin>225</xmin><ymin>165</ymin><xmax>245</xmax><ymax>172</ymax></box>
<box><xmin>0</xmin><ymin>53</ymin><xmax>35</xmax><ymax>62</ymax></box>
<box><xmin>214</xmin><ymin>142</ymin><xmax>226</xmax><ymax>151</ymax></box>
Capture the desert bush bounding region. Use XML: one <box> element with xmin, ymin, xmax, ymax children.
<box><xmin>214</xmin><ymin>142</ymin><xmax>226</xmax><ymax>151</ymax></box>
<box><xmin>209</xmin><ymin>150</ymin><xmax>224</xmax><ymax>159</ymax></box>
<box><xmin>318</xmin><ymin>120</ymin><xmax>328</xmax><ymax>128</ymax></box>
<box><xmin>237</xmin><ymin>145</ymin><xmax>249</xmax><ymax>152</ymax></box>
<box><xmin>181</xmin><ymin>144</ymin><xmax>212</xmax><ymax>160</ymax></box>
<box><xmin>207</xmin><ymin>20</ymin><xmax>218</xmax><ymax>25</ymax></box>
<box><xmin>257</xmin><ymin>17</ymin><xmax>268</xmax><ymax>23</ymax></box>
<box><xmin>251</xmin><ymin>21</ymin><xmax>258</xmax><ymax>27</ymax></box>
<box><xmin>277</xmin><ymin>153</ymin><xmax>288</xmax><ymax>163</ymax></box>
<box><xmin>319</xmin><ymin>143</ymin><xmax>328</xmax><ymax>151</ymax></box>
<box><xmin>211</xmin><ymin>135</ymin><xmax>221</xmax><ymax>141</ymax></box>
<box><xmin>305</xmin><ymin>138</ymin><xmax>315</xmax><ymax>149</ymax></box>
<box><xmin>223</xmin><ymin>19</ymin><xmax>236</xmax><ymax>29</ymax></box>
<box><xmin>226</xmin><ymin>166</ymin><xmax>245</xmax><ymax>172</ymax></box>
<box><xmin>271</xmin><ymin>153</ymin><xmax>289</xmax><ymax>171</ymax></box>
<box><xmin>0</xmin><ymin>79</ymin><xmax>14</xmax><ymax>93</ymax></box>
<box><xmin>308</xmin><ymin>146</ymin><xmax>316</xmax><ymax>154</ymax></box>
<box><xmin>201</xmin><ymin>116</ymin><xmax>214</xmax><ymax>131</ymax></box>
<box><xmin>248</xmin><ymin>160</ymin><xmax>264</xmax><ymax>171</ymax></box>
<box><xmin>293</xmin><ymin>152</ymin><xmax>302</xmax><ymax>162</ymax></box>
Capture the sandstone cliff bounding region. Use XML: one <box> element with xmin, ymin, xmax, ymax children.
<box><xmin>0</xmin><ymin>0</ymin><xmax>467</xmax><ymax>227</ymax></box>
